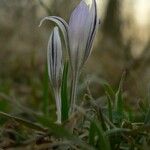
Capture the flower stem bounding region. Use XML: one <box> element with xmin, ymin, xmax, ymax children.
<box><xmin>54</xmin><ymin>90</ymin><xmax>62</xmax><ymax>124</ymax></box>
<box><xmin>69</xmin><ymin>73</ymin><xmax>79</xmax><ymax>116</ymax></box>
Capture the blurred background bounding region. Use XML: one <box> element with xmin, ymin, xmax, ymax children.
<box><xmin>0</xmin><ymin>0</ymin><xmax>150</xmax><ymax>112</ymax></box>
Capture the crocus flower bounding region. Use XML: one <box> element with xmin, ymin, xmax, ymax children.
<box><xmin>40</xmin><ymin>0</ymin><xmax>99</xmax><ymax>115</ymax></box>
<box><xmin>68</xmin><ymin>0</ymin><xmax>99</xmax><ymax>72</ymax></box>
<box><xmin>47</xmin><ymin>27</ymin><xmax>62</xmax><ymax>124</ymax></box>
<box><xmin>68</xmin><ymin>0</ymin><xmax>99</xmax><ymax>114</ymax></box>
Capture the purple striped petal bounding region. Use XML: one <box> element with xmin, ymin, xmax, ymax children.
<box><xmin>68</xmin><ymin>0</ymin><xmax>91</xmax><ymax>71</ymax></box>
<box><xmin>69</xmin><ymin>1</ymin><xmax>89</xmax><ymax>37</ymax></box>
<box><xmin>83</xmin><ymin>0</ymin><xmax>99</xmax><ymax>63</ymax></box>
<box><xmin>47</xmin><ymin>27</ymin><xmax>62</xmax><ymax>87</ymax></box>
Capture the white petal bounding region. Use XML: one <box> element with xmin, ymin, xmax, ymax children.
<box><xmin>68</xmin><ymin>0</ymin><xmax>91</xmax><ymax>71</ymax></box>
<box><xmin>40</xmin><ymin>16</ymin><xmax>69</xmax><ymax>51</ymax></box>
<box><xmin>83</xmin><ymin>0</ymin><xmax>99</xmax><ymax>62</ymax></box>
<box><xmin>47</xmin><ymin>27</ymin><xmax>62</xmax><ymax>87</ymax></box>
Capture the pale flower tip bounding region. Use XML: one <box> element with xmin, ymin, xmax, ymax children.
<box><xmin>53</xmin><ymin>26</ymin><xmax>59</xmax><ymax>32</ymax></box>
<box><xmin>71</xmin><ymin>0</ymin><xmax>89</xmax><ymax>15</ymax></box>
<box><xmin>39</xmin><ymin>17</ymin><xmax>48</xmax><ymax>27</ymax></box>
<box><xmin>39</xmin><ymin>18</ymin><xmax>44</xmax><ymax>27</ymax></box>
<box><xmin>79</xmin><ymin>0</ymin><xmax>89</xmax><ymax>9</ymax></box>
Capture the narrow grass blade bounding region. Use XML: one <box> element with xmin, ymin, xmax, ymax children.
<box><xmin>127</xmin><ymin>108</ymin><xmax>134</xmax><ymax>122</ymax></box>
<box><xmin>0</xmin><ymin>111</ymin><xmax>95</xmax><ymax>149</ymax></box>
<box><xmin>61</xmin><ymin>61</ymin><xmax>69</xmax><ymax>122</ymax></box>
<box><xmin>106</xmin><ymin>92</ymin><xmax>113</xmax><ymax>122</ymax></box>
<box><xmin>144</xmin><ymin>108</ymin><xmax>150</xmax><ymax>124</ymax></box>
<box><xmin>0</xmin><ymin>111</ymin><xmax>47</xmax><ymax>132</ymax></box>
<box><xmin>104</xmin><ymin>83</ymin><xmax>115</xmax><ymax>101</ymax></box>
<box><xmin>115</xmin><ymin>88</ymin><xmax>123</xmax><ymax>115</ymax></box>
<box><xmin>114</xmin><ymin>88</ymin><xmax>124</xmax><ymax>124</ymax></box>
<box><xmin>115</xmin><ymin>72</ymin><xmax>125</xmax><ymax>114</ymax></box>
<box><xmin>38</xmin><ymin>116</ymin><xmax>95</xmax><ymax>150</ymax></box>
<box><xmin>89</xmin><ymin>122</ymin><xmax>96</xmax><ymax>146</ymax></box>
<box><xmin>138</xmin><ymin>100</ymin><xmax>147</xmax><ymax>113</ymax></box>
<box><xmin>98</xmin><ymin>107</ymin><xmax>107</xmax><ymax>131</ymax></box>
<box><xmin>93</xmin><ymin>119</ymin><xmax>111</xmax><ymax>150</ymax></box>
<box><xmin>114</xmin><ymin>72</ymin><xmax>126</xmax><ymax>124</ymax></box>
<box><xmin>90</xmin><ymin>99</ymin><xmax>107</xmax><ymax>130</ymax></box>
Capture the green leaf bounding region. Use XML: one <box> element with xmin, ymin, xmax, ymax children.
<box><xmin>115</xmin><ymin>88</ymin><xmax>123</xmax><ymax>115</ymax></box>
<box><xmin>98</xmin><ymin>107</ymin><xmax>107</xmax><ymax>131</ymax></box>
<box><xmin>61</xmin><ymin>61</ymin><xmax>69</xmax><ymax>122</ymax></box>
<box><xmin>89</xmin><ymin>122</ymin><xmax>97</xmax><ymax>146</ymax></box>
<box><xmin>104</xmin><ymin>83</ymin><xmax>115</xmax><ymax>101</ymax></box>
<box><xmin>0</xmin><ymin>111</ymin><xmax>95</xmax><ymax>149</ymax></box>
<box><xmin>106</xmin><ymin>93</ymin><xmax>113</xmax><ymax>122</ymax></box>
<box><xmin>114</xmin><ymin>72</ymin><xmax>125</xmax><ymax>124</ymax></box>
<box><xmin>90</xmin><ymin>100</ymin><xmax>107</xmax><ymax>130</ymax></box>
<box><xmin>88</xmin><ymin>118</ymin><xmax>111</xmax><ymax>150</ymax></box>
<box><xmin>0</xmin><ymin>111</ymin><xmax>47</xmax><ymax>132</ymax></box>
<box><xmin>127</xmin><ymin>108</ymin><xmax>133</xmax><ymax>122</ymax></box>
<box><xmin>93</xmin><ymin>120</ymin><xmax>111</xmax><ymax>150</ymax></box>
<box><xmin>0</xmin><ymin>99</ymin><xmax>9</xmax><ymax>112</ymax></box>
<box><xmin>138</xmin><ymin>100</ymin><xmax>147</xmax><ymax>113</ymax></box>
<box><xmin>144</xmin><ymin>107</ymin><xmax>150</xmax><ymax>124</ymax></box>
<box><xmin>39</xmin><ymin>116</ymin><xmax>95</xmax><ymax>150</ymax></box>
<box><xmin>114</xmin><ymin>90</ymin><xmax>124</xmax><ymax>124</ymax></box>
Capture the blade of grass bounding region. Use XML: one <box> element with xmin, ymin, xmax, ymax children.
<box><xmin>89</xmin><ymin>97</ymin><xmax>115</xmax><ymax>128</ymax></box>
<box><xmin>144</xmin><ymin>108</ymin><xmax>150</xmax><ymax>124</ymax></box>
<box><xmin>89</xmin><ymin>97</ymin><xmax>107</xmax><ymax>131</ymax></box>
<box><xmin>138</xmin><ymin>100</ymin><xmax>147</xmax><ymax>113</ymax></box>
<box><xmin>127</xmin><ymin>108</ymin><xmax>134</xmax><ymax>122</ymax></box>
<box><xmin>0</xmin><ymin>111</ymin><xmax>95</xmax><ymax>149</ymax></box>
<box><xmin>38</xmin><ymin>116</ymin><xmax>96</xmax><ymax>150</ymax></box>
<box><xmin>61</xmin><ymin>61</ymin><xmax>69</xmax><ymax>122</ymax></box>
<box><xmin>93</xmin><ymin>119</ymin><xmax>111</xmax><ymax>150</ymax></box>
<box><xmin>0</xmin><ymin>111</ymin><xmax>47</xmax><ymax>132</ymax></box>
<box><xmin>0</xmin><ymin>93</ymin><xmax>38</xmax><ymax>117</ymax></box>
<box><xmin>104</xmin><ymin>83</ymin><xmax>115</xmax><ymax>101</ymax></box>
<box><xmin>114</xmin><ymin>72</ymin><xmax>126</xmax><ymax>124</ymax></box>
<box><xmin>106</xmin><ymin>92</ymin><xmax>113</xmax><ymax>122</ymax></box>
<box><xmin>98</xmin><ymin>107</ymin><xmax>107</xmax><ymax>131</ymax></box>
<box><xmin>115</xmin><ymin>88</ymin><xmax>123</xmax><ymax>115</ymax></box>
<box><xmin>89</xmin><ymin>121</ymin><xmax>96</xmax><ymax>146</ymax></box>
